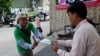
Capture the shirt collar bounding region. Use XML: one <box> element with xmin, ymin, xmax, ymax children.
<box><xmin>17</xmin><ymin>24</ymin><xmax>28</xmax><ymax>29</ymax></box>
<box><xmin>75</xmin><ymin>19</ymin><xmax>87</xmax><ymax>31</ymax></box>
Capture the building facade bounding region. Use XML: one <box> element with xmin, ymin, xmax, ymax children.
<box><xmin>50</xmin><ymin>0</ymin><xmax>100</xmax><ymax>32</ymax></box>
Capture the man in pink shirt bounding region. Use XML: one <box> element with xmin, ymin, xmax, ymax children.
<box><xmin>52</xmin><ymin>2</ymin><xmax>100</xmax><ymax>56</ymax></box>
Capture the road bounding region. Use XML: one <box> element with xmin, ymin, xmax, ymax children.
<box><xmin>0</xmin><ymin>21</ymin><xmax>50</xmax><ymax>56</ymax></box>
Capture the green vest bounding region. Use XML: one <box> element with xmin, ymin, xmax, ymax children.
<box><xmin>14</xmin><ymin>22</ymin><xmax>35</xmax><ymax>53</ymax></box>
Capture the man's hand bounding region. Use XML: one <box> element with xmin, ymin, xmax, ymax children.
<box><xmin>53</xmin><ymin>40</ymin><xmax>58</xmax><ymax>44</ymax></box>
<box><xmin>39</xmin><ymin>36</ymin><xmax>44</xmax><ymax>40</ymax></box>
<box><xmin>32</xmin><ymin>41</ymin><xmax>39</xmax><ymax>49</ymax></box>
<box><xmin>52</xmin><ymin>40</ymin><xmax>59</xmax><ymax>52</ymax></box>
<box><xmin>52</xmin><ymin>44</ymin><xmax>59</xmax><ymax>52</ymax></box>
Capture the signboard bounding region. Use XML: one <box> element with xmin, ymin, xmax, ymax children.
<box><xmin>56</xmin><ymin>0</ymin><xmax>100</xmax><ymax>10</ymax></box>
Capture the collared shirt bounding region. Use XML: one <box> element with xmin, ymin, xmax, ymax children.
<box><xmin>14</xmin><ymin>22</ymin><xmax>41</xmax><ymax>52</ymax></box>
<box><xmin>17</xmin><ymin>23</ymin><xmax>41</xmax><ymax>38</ymax></box>
<box><xmin>57</xmin><ymin>19</ymin><xmax>100</xmax><ymax>56</ymax></box>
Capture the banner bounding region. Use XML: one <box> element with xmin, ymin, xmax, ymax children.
<box><xmin>56</xmin><ymin>0</ymin><xmax>100</xmax><ymax>10</ymax></box>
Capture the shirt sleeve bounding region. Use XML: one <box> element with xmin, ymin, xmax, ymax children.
<box><xmin>32</xmin><ymin>29</ymin><xmax>41</xmax><ymax>39</ymax></box>
<box><xmin>14</xmin><ymin>29</ymin><xmax>32</xmax><ymax>50</ymax></box>
<box><xmin>29</xmin><ymin>22</ymin><xmax>41</xmax><ymax>39</ymax></box>
<box><xmin>57</xmin><ymin>40</ymin><xmax>72</xmax><ymax>47</ymax></box>
<box><xmin>57</xmin><ymin>49</ymin><xmax>69</xmax><ymax>56</ymax></box>
<box><xmin>18</xmin><ymin>39</ymin><xmax>32</xmax><ymax>50</ymax></box>
<box><xmin>57</xmin><ymin>30</ymin><xmax>87</xmax><ymax>56</ymax></box>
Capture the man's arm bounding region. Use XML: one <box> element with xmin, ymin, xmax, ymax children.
<box><xmin>29</xmin><ymin>22</ymin><xmax>43</xmax><ymax>40</ymax></box>
<box><xmin>57</xmin><ymin>40</ymin><xmax>72</xmax><ymax>47</ymax></box>
<box><xmin>18</xmin><ymin>39</ymin><xmax>38</xmax><ymax>49</ymax></box>
<box><xmin>32</xmin><ymin>29</ymin><xmax>42</xmax><ymax>39</ymax></box>
<box><xmin>57</xmin><ymin>31</ymin><xmax>87</xmax><ymax>56</ymax></box>
<box><xmin>14</xmin><ymin>29</ymin><xmax>33</xmax><ymax>50</ymax></box>
<box><xmin>18</xmin><ymin>39</ymin><xmax>32</xmax><ymax>49</ymax></box>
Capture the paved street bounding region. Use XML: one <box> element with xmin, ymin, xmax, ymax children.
<box><xmin>0</xmin><ymin>21</ymin><xmax>50</xmax><ymax>56</ymax></box>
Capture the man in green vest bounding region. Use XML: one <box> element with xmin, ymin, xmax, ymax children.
<box><xmin>14</xmin><ymin>15</ymin><xmax>43</xmax><ymax>56</ymax></box>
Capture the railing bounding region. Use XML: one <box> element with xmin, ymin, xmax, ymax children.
<box><xmin>64</xmin><ymin>22</ymin><xmax>100</xmax><ymax>34</ymax></box>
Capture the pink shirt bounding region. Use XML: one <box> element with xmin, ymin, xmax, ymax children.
<box><xmin>57</xmin><ymin>19</ymin><xmax>100</xmax><ymax>56</ymax></box>
<box><xmin>35</xmin><ymin>20</ymin><xmax>40</xmax><ymax>27</ymax></box>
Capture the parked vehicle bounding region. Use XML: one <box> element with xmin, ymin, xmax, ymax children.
<box><xmin>27</xmin><ymin>12</ymin><xmax>38</xmax><ymax>22</ymax></box>
<box><xmin>0</xmin><ymin>15</ymin><xmax>4</xmax><ymax>27</ymax></box>
<box><xmin>9</xmin><ymin>13</ymin><xmax>16</xmax><ymax>27</ymax></box>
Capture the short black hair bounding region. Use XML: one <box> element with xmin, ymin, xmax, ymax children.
<box><xmin>67</xmin><ymin>2</ymin><xmax>87</xmax><ymax>19</ymax></box>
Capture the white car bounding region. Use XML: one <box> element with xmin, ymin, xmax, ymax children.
<box><xmin>9</xmin><ymin>14</ymin><xmax>19</xmax><ymax>27</ymax></box>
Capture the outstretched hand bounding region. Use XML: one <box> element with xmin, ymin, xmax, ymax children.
<box><xmin>32</xmin><ymin>41</ymin><xmax>39</xmax><ymax>49</ymax></box>
<box><xmin>39</xmin><ymin>36</ymin><xmax>44</xmax><ymax>40</ymax></box>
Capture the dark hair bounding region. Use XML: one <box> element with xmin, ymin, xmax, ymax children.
<box><xmin>67</xmin><ymin>2</ymin><xmax>87</xmax><ymax>19</ymax></box>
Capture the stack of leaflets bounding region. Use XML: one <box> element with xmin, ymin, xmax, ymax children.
<box><xmin>40</xmin><ymin>39</ymin><xmax>52</xmax><ymax>45</ymax></box>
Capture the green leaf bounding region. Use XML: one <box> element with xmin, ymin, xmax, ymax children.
<box><xmin>0</xmin><ymin>0</ymin><xmax>13</xmax><ymax>13</ymax></box>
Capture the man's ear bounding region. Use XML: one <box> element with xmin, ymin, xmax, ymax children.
<box><xmin>73</xmin><ymin>12</ymin><xmax>78</xmax><ymax>19</ymax></box>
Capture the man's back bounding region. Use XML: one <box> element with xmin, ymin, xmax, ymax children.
<box><xmin>74</xmin><ymin>20</ymin><xmax>100</xmax><ymax>56</ymax></box>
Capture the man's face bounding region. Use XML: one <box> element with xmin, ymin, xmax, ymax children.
<box><xmin>67</xmin><ymin>12</ymin><xmax>77</xmax><ymax>26</ymax></box>
<box><xmin>19</xmin><ymin>17</ymin><xmax>28</xmax><ymax>27</ymax></box>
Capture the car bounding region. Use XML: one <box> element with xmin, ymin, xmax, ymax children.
<box><xmin>9</xmin><ymin>13</ymin><xmax>17</xmax><ymax>27</ymax></box>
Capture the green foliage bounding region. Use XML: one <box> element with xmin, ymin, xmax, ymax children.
<box><xmin>0</xmin><ymin>0</ymin><xmax>13</xmax><ymax>13</ymax></box>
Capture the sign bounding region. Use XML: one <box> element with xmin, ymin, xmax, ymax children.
<box><xmin>56</xmin><ymin>0</ymin><xmax>100</xmax><ymax>10</ymax></box>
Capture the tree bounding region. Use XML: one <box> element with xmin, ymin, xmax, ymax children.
<box><xmin>0</xmin><ymin>0</ymin><xmax>13</xmax><ymax>14</ymax></box>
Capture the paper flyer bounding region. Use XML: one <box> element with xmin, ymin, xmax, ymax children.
<box><xmin>40</xmin><ymin>39</ymin><xmax>52</xmax><ymax>45</ymax></box>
